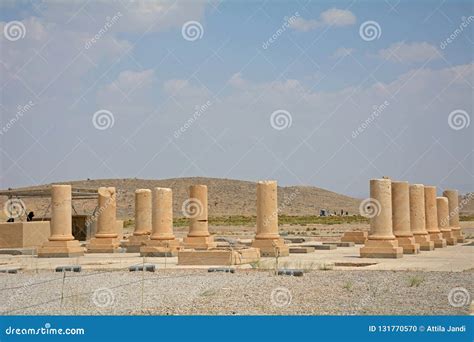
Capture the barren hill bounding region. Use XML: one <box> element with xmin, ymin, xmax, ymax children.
<box><xmin>0</xmin><ymin>177</ymin><xmax>362</xmax><ymax>220</ymax></box>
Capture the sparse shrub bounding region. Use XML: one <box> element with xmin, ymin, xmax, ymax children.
<box><xmin>408</xmin><ymin>275</ymin><xmax>424</xmax><ymax>287</ymax></box>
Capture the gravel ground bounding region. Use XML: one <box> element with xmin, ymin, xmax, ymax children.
<box><xmin>0</xmin><ymin>269</ymin><xmax>472</xmax><ymax>316</ymax></box>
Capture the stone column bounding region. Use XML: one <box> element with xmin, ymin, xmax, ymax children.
<box><xmin>141</xmin><ymin>187</ymin><xmax>180</xmax><ymax>256</ymax></box>
<box><xmin>391</xmin><ymin>181</ymin><xmax>419</xmax><ymax>254</ymax></box>
<box><xmin>437</xmin><ymin>197</ymin><xmax>457</xmax><ymax>245</ymax></box>
<box><xmin>409</xmin><ymin>184</ymin><xmax>434</xmax><ymax>251</ymax></box>
<box><xmin>38</xmin><ymin>185</ymin><xmax>84</xmax><ymax>257</ymax></box>
<box><xmin>87</xmin><ymin>187</ymin><xmax>120</xmax><ymax>253</ymax></box>
<box><xmin>123</xmin><ymin>189</ymin><xmax>152</xmax><ymax>252</ymax></box>
<box><xmin>183</xmin><ymin>185</ymin><xmax>216</xmax><ymax>249</ymax></box>
<box><xmin>251</xmin><ymin>180</ymin><xmax>289</xmax><ymax>257</ymax></box>
<box><xmin>424</xmin><ymin>186</ymin><xmax>446</xmax><ymax>248</ymax></box>
<box><xmin>360</xmin><ymin>179</ymin><xmax>403</xmax><ymax>258</ymax></box>
<box><xmin>443</xmin><ymin>189</ymin><xmax>465</xmax><ymax>243</ymax></box>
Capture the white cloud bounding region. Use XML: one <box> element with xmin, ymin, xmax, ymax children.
<box><xmin>103</xmin><ymin>69</ymin><xmax>155</xmax><ymax>94</ymax></box>
<box><xmin>377</xmin><ymin>41</ymin><xmax>442</xmax><ymax>64</ymax></box>
<box><xmin>320</xmin><ymin>8</ymin><xmax>356</xmax><ymax>26</ymax></box>
<box><xmin>332</xmin><ymin>47</ymin><xmax>354</xmax><ymax>58</ymax></box>
<box><xmin>290</xmin><ymin>8</ymin><xmax>356</xmax><ymax>31</ymax></box>
<box><xmin>289</xmin><ymin>17</ymin><xmax>319</xmax><ymax>32</ymax></box>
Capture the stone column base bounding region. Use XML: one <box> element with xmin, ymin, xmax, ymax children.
<box><xmin>428</xmin><ymin>232</ymin><xmax>447</xmax><ymax>248</ymax></box>
<box><xmin>359</xmin><ymin>239</ymin><xmax>403</xmax><ymax>258</ymax></box>
<box><xmin>182</xmin><ymin>236</ymin><xmax>217</xmax><ymax>250</ymax></box>
<box><xmin>140</xmin><ymin>239</ymin><xmax>181</xmax><ymax>257</ymax></box>
<box><xmin>122</xmin><ymin>235</ymin><xmax>150</xmax><ymax>253</ymax></box>
<box><xmin>413</xmin><ymin>234</ymin><xmax>435</xmax><ymax>251</ymax></box>
<box><xmin>37</xmin><ymin>240</ymin><xmax>84</xmax><ymax>258</ymax></box>
<box><xmin>341</xmin><ymin>231</ymin><xmax>368</xmax><ymax>244</ymax></box>
<box><xmin>251</xmin><ymin>238</ymin><xmax>289</xmax><ymax>257</ymax></box>
<box><xmin>87</xmin><ymin>237</ymin><xmax>121</xmax><ymax>253</ymax></box>
<box><xmin>452</xmin><ymin>229</ymin><xmax>465</xmax><ymax>243</ymax></box>
<box><xmin>441</xmin><ymin>231</ymin><xmax>457</xmax><ymax>245</ymax></box>
<box><xmin>395</xmin><ymin>236</ymin><xmax>420</xmax><ymax>254</ymax></box>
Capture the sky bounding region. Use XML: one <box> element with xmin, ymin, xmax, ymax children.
<box><xmin>0</xmin><ymin>0</ymin><xmax>473</xmax><ymax>198</ymax></box>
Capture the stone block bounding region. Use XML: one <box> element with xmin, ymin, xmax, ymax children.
<box><xmin>413</xmin><ymin>234</ymin><xmax>435</xmax><ymax>251</ymax></box>
<box><xmin>0</xmin><ymin>222</ymin><xmax>50</xmax><ymax>248</ymax></box>
<box><xmin>37</xmin><ymin>240</ymin><xmax>85</xmax><ymax>257</ymax></box>
<box><xmin>396</xmin><ymin>236</ymin><xmax>420</xmax><ymax>254</ymax></box>
<box><xmin>251</xmin><ymin>238</ymin><xmax>289</xmax><ymax>257</ymax></box>
<box><xmin>341</xmin><ymin>231</ymin><xmax>368</xmax><ymax>244</ymax></box>
<box><xmin>140</xmin><ymin>239</ymin><xmax>181</xmax><ymax>257</ymax></box>
<box><xmin>178</xmin><ymin>247</ymin><xmax>260</xmax><ymax>266</ymax></box>
<box><xmin>289</xmin><ymin>247</ymin><xmax>315</xmax><ymax>254</ymax></box>
<box><xmin>182</xmin><ymin>236</ymin><xmax>217</xmax><ymax>250</ymax></box>
<box><xmin>429</xmin><ymin>233</ymin><xmax>447</xmax><ymax>248</ymax></box>
<box><xmin>360</xmin><ymin>239</ymin><xmax>403</xmax><ymax>258</ymax></box>
<box><xmin>323</xmin><ymin>241</ymin><xmax>355</xmax><ymax>247</ymax></box>
<box><xmin>122</xmin><ymin>235</ymin><xmax>150</xmax><ymax>253</ymax></box>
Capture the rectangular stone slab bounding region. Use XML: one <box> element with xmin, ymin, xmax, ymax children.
<box><xmin>302</xmin><ymin>244</ymin><xmax>336</xmax><ymax>250</ymax></box>
<box><xmin>289</xmin><ymin>247</ymin><xmax>315</xmax><ymax>254</ymax></box>
<box><xmin>323</xmin><ymin>242</ymin><xmax>355</xmax><ymax>247</ymax></box>
<box><xmin>178</xmin><ymin>248</ymin><xmax>260</xmax><ymax>266</ymax></box>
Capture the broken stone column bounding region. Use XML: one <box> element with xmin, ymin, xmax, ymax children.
<box><xmin>409</xmin><ymin>184</ymin><xmax>434</xmax><ymax>251</ymax></box>
<box><xmin>38</xmin><ymin>185</ymin><xmax>84</xmax><ymax>257</ymax></box>
<box><xmin>123</xmin><ymin>189</ymin><xmax>152</xmax><ymax>252</ymax></box>
<box><xmin>87</xmin><ymin>187</ymin><xmax>120</xmax><ymax>253</ymax></box>
<box><xmin>251</xmin><ymin>180</ymin><xmax>289</xmax><ymax>257</ymax></box>
<box><xmin>182</xmin><ymin>185</ymin><xmax>216</xmax><ymax>249</ymax></box>
<box><xmin>140</xmin><ymin>187</ymin><xmax>180</xmax><ymax>256</ymax></box>
<box><xmin>391</xmin><ymin>181</ymin><xmax>419</xmax><ymax>254</ymax></box>
<box><xmin>424</xmin><ymin>186</ymin><xmax>447</xmax><ymax>248</ymax></box>
<box><xmin>443</xmin><ymin>189</ymin><xmax>465</xmax><ymax>243</ymax></box>
<box><xmin>437</xmin><ymin>196</ymin><xmax>457</xmax><ymax>245</ymax></box>
<box><xmin>360</xmin><ymin>179</ymin><xmax>403</xmax><ymax>258</ymax></box>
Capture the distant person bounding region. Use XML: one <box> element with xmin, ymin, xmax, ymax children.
<box><xmin>340</xmin><ymin>209</ymin><xmax>344</xmax><ymax>216</ymax></box>
<box><xmin>27</xmin><ymin>211</ymin><xmax>35</xmax><ymax>221</ymax></box>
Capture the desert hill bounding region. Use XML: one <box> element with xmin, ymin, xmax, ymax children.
<box><xmin>0</xmin><ymin>177</ymin><xmax>362</xmax><ymax>220</ymax></box>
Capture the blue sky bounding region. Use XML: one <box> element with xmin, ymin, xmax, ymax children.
<box><xmin>0</xmin><ymin>0</ymin><xmax>472</xmax><ymax>198</ymax></box>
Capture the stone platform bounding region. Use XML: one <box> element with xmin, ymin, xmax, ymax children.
<box><xmin>178</xmin><ymin>247</ymin><xmax>260</xmax><ymax>266</ymax></box>
<box><xmin>0</xmin><ymin>239</ymin><xmax>472</xmax><ymax>272</ymax></box>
